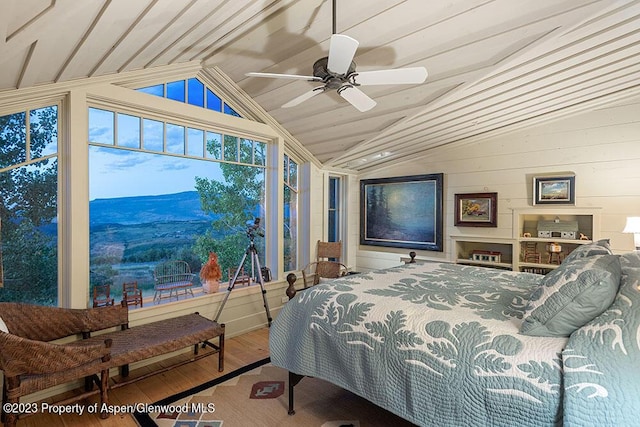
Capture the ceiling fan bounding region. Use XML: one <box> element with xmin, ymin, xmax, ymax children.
<box><xmin>245</xmin><ymin>0</ymin><xmax>428</xmax><ymax>112</ymax></box>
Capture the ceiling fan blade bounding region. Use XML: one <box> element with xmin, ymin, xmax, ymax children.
<box><xmin>282</xmin><ymin>86</ymin><xmax>327</xmax><ymax>108</ymax></box>
<box><xmin>327</xmin><ymin>34</ymin><xmax>359</xmax><ymax>75</ymax></box>
<box><xmin>337</xmin><ymin>85</ymin><xmax>376</xmax><ymax>112</ymax></box>
<box><xmin>350</xmin><ymin>67</ymin><xmax>428</xmax><ymax>86</ymax></box>
<box><xmin>246</xmin><ymin>72</ymin><xmax>322</xmax><ymax>81</ymax></box>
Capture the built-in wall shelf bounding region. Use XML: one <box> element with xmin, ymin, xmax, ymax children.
<box><xmin>512</xmin><ymin>207</ymin><xmax>601</xmax><ymax>273</ymax></box>
<box><xmin>451</xmin><ymin>208</ymin><xmax>601</xmax><ymax>273</ymax></box>
<box><xmin>451</xmin><ymin>236</ymin><xmax>516</xmax><ymax>271</ymax></box>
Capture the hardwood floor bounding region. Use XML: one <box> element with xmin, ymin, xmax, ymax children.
<box><xmin>20</xmin><ymin>327</ymin><xmax>270</xmax><ymax>427</ymax></box>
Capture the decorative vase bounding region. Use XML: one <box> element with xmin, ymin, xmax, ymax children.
<box><xmin>203</xmin><ymin>279</ymin><xmax>220</xmax><ymax>294</ymax></box>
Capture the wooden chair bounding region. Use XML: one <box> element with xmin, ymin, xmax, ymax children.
<box><xmin>153</xmin><ymin>260</ymin><xmax>195</xmax><ymax>302</ymax></box>
<box><xmin>548</xmin><ymin>251</ymin><xmax>564</xmax><ymax>265</ymax></box>
<box><xmin>122</xmin><ymin>281</ymin><xmax>143</xmax><ymax>307</ymax></box>
<box><xmin>301</xmin><ymin>240</ymin><xmax>348</xmax><ymax>288</ymax></box>
<box><xmin>317</xmin><ymin>240</ymin><xmax>342</xmax><ymax>261</ymax></box>
<box><xmin>228</xmin><ymin>267</ymin><xmax>251</xmax><ymax>286</ymax></box>
<box><xmin>92</xmin><ymin>284</ymin><xmax>114</xmax><ymax>308</ymax></box>
<box><xmin>522</xmin><ymin>241</ymin><xmax>541</xmax><ymax>263</ymax></box>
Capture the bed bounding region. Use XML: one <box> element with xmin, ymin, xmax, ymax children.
<box><xmin>269</xmin><ymin>242</ymin><xmax>640</xmax><ymax>426</ymax></box>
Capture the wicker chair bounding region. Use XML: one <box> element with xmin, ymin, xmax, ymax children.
<box><xmin>301</xmin><ymin>241</ymin><xmax>348</xmax><ymax>288</ymax></box>
<box><xmin>0</xmin><ymin>303</ymin><xmax>112</xmax><ymax>427</ymax></box>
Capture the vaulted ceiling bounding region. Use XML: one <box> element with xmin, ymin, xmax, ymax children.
<box><xmin>2</xmin><ymin>0</ymin><xmax>640</xmax><ymax>172</ymax></box>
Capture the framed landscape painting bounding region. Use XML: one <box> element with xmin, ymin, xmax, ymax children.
<box><xmin>533</xmin><ymin>175</ymin><xmax>575</xmax><ymax>205</ymax></box>
<box><xmin>454</xmin><ymin>192</ymin><xmax>497</xmax><ymax>227</ymax></box>
<box><xmin>360</xmin><ymin>173</ymin><xmax>443</xmax><ymax>251</ymax></box>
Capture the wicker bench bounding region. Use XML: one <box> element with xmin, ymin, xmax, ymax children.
<box><xmin>0</xmin><ymin>302</ymin><xmax>224</xmax><ymax>427</ymax></box>
<box><xmin>153</xmin><ymin>260</ymin><xmax>195</xmax><ymax>303</ymax></box>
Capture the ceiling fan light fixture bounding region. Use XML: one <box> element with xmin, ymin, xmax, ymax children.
<box><xmin>244</xmin><ymin>1</ymin><xmax>428</xmax><ymax>112</ymax></box>
<box><xmin>312</xmin><ymin>57</ymin><xmax>355</xmax><ymax>88</ymax></box>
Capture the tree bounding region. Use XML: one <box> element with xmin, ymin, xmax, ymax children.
<box><xmin>0</xmin><ymin>107</ymin><xmax>59</xmax><ymax>304</ymax></box>
<box><xmin>194</xmin><ymin>136</ymin><xmax>265</xmax><ymax>281</ymax></box>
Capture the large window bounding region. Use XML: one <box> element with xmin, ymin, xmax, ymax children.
<box><xmin>283</xmin><ymin>154</ymin><xmax>298</xmax><ymax>271</ymax></box>
<box><xmin>88</xmin><ymin>107</ymin><xmax>265</xmax><ymax>302</ymax></box>
<box><xmin>328</xmin><ymin>176</ymin><xmax>341</xmax><ymax>243</ymax></box>
<box><xmin>0</xmin><ymin>105</ymin><xmax>59</xmax><ymax>305</ymax></box>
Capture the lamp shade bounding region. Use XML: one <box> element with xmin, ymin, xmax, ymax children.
<box><xmin>623</xmin><ymin>217</ymin><xmax>640</xmax><ymax>234</ymax></box>
<box><xmin>623</xmin><ymin>217</ymin><xmax>640</xmax><ymax>250</ymax></box>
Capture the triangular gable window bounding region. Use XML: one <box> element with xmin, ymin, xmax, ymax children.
<box><xmin>137</xmin><ymin>78</ymin><xmax>238</xmax><ymax>117</ymax></box>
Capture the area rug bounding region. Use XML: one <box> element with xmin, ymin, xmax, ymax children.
<box><xmin>133</xmin><ymin>357</ymin><xmax>415</xmax><ymax>427</ymax></box>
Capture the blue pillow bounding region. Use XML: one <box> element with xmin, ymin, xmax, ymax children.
<box><xmin>563</xmin><ymin>239</ymin><xmax>612</xmax><ymax>264</ymax></box>
<box><xmin>520</xmin><ymin>254</ymin><xmax>621</xmax><ymax>337</ymax></box>
<box><xmin>619</xmin><ymin>251</ymin><xmax>640</xmax><ymax>272</ymax></box>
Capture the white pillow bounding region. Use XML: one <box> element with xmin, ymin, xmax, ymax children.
<box><xmin>0</xmin><ymin>316</ymin><xmax>8</xmax><ymax>333</ymax></box>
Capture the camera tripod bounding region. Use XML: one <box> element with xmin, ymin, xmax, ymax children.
<box><xmin>214</xmin><ymin>221</ymin><xmax>273</xmax><ymax>327</ymax></box>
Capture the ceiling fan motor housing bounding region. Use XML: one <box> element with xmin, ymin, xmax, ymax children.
<box><xmin>313</xmin><ymin>57</ymin><xmax>356</xmax><ymax>89</ymax></box>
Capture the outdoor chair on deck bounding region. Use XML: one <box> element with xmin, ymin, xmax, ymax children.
<box><xmin>228</xmin><ymin>267</ymin><xmax>251</xmax><ymax>286</ymax></box>
<box><xmin>92</xmin><ymin>284</ymin><xmax>114</xmax><ymax>308</ymax></box>
<box><xmin>153</xmin><ymin>260</ymin><xmax>195</xmax><ymax>303</ymax></box>
<box><xmin>301</xmin><ymin>241</ymin><xmax>348</xmax><ymax>288</ymax></box>
<box><xmin>122</xmin><ymin>281</ymin><xmax>143</xmax><ymax>308</ymax></box>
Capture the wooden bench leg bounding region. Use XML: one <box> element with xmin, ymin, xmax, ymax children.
<box><xmin>3</xmin><ymin>377</ymin><xmax>20</xmax><ymax>427</ymax></box>
<box><xmin>201</xmin><ymin>327</ymin><xmax>224</xmax><ymax>372</ymax></box>
<box><xmin>99</xmin><ymin>369</ymin><xmax>109</xmax><ymax>419</ymax></box>
<box><xmin>1</xmin><ymin>378</ymin><xmax>7</xmax><ymax>424</ymax></box>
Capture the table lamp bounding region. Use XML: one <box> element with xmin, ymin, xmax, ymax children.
<box><xmin>622</xmin><ymin>217</ymin><xmax>640</xmax><ymax>251</ymax></box>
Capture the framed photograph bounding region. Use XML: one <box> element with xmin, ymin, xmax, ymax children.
<box><xmin>533</xmin><ymin>175</ymin><xmax>575</xmax><ymax>205</ymax></box>
<box><xmin>454</xmin><ymin>192</ymin><xmax>498</xmax><ymax>227</ymax></box>
<box><xmin>360</xmin><ymin>173</ymin><xmax>443</xmax><ymax>251</ymax></box>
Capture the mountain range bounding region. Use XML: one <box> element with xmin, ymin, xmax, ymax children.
<box><xmin>89</xmin><ymin>191</ymin><xmax>214</xmax><ymax>225</ymax></box>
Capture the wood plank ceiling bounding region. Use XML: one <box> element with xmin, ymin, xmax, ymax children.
<box><xmin>1</xmin><ymin>0</ymin><xmax>639</xmax><ymax>172</ymax></box>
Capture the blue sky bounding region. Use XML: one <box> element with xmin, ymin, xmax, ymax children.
<box><xmin>88</xmin><ymin>106</ymin><xmax>228</xmax><ymax>200</ymax></box>
<box><xmin>89</xmin><ymin>146</ymin><xmax>224</xmax><ymax>200</ymax></box>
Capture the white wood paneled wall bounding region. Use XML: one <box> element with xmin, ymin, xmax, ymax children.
<box><xmin>355</xmin><ymin>95</ymin><xmax>640</xmax><ymax>270</ymax></box>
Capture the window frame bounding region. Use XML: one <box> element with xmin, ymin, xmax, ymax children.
<box><xmin>86</xmin><ymin>92</ymin><xmax>278</xmax><ymax>285</ymax></box>
<box><xmin>75</xmin><ymin>84</ymin><xmax>280</xmax><ymax>307</ymax></box>
<box><xmin>327</xmin><ymin>174</ymin><xmax>346</xmax><ymax>262</ymax></box>
<box><xmin>0</xmin><ymin>67</ymin><xmax>304</xmax><ymax>309</ymax></box>
<box><xmin>137</xmin><ymin>78</ymin><xmax>232</xmax><ymax>115</ymax></box>
<box><xmin>0</xmin><ymin>99</ymin><xmax>63</xmax><ymax>305</ymax></box>
<box><xmin>283</xmin><ymin>153</ymin><xmax>299</xmax><ymax>272</ymax></box>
